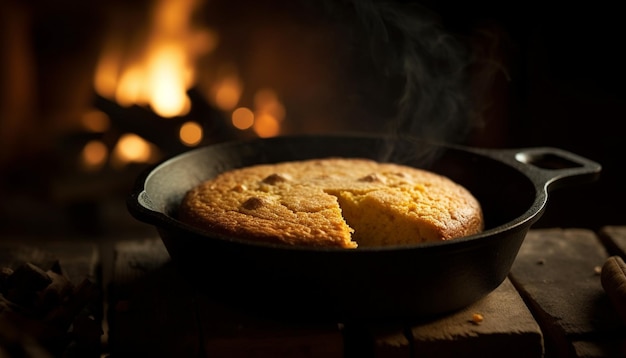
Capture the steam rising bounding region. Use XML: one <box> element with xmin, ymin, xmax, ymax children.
<box><xmin>327</xmin><ymin>0</ymin><xmax>474</xmax><ymax>163</ymax></box>
<box><xmin>199</xmin><ymin>0</ymin><xmax>491</xmax><ymax>164</ymax></box>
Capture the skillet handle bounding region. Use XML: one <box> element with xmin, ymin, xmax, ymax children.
<box><xmin>472</xmin><ymin>147</ymin><xmax>602</xmax><ymax>192</ymax></box>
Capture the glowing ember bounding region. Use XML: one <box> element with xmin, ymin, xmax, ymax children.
<box><xmin>112</xmin><ymin>133</ymin><xmax>157</xmax><ymax>167</ymax></box>
<box><xmin>254</xmin><ymin>88</ymin><xmax>285</xmax><ymax>122</ymax></box>
<box><xmin>231</xmin><ymin>107</ymin><xmax>254</xmax><ymax>130</ymax></box>
<box><xmin>213</xmin><ymin>75</ymin><xmax>243</xmax><ymax>111</ymax></box>
<box><xmin>253</xmin><ymin>113</ymin><xmax>280</xmax><ymax>138</ymax></box>
<box><xmin>81</xmin><ymin>110</ymin><xmax>110</xmax><ymax>132</ymax></box>
<box><xmin>251</xmin><ymin>89</ymin><xmax>284</xmax><ymax>137</ymax></box>
<box><xmin>226</xmin><ymin>89</ymin><xmax>286</xmax><ymax>136</ymax></box>
<box><xmin>179</xmin><ymin>121</ymin><xmax>203</xmax><ymax>146</ymax></box>
<box><xmin>80</xmin><ymin>140</ymin><xmax>108</xmax><ymax>171</ymax></box>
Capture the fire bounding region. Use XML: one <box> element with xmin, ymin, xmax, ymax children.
<box><xmin>148</xmin><ymin>46</ymin><xmax>192</xmax><ymax>117</ymax></box>
<box><xmin>94</xmin><ymin>0</ymin><xmax>216</xmax><ymax>118</ymax></box>
<box><xmin>92</xmin><ymin>0</ymin><xmax>287</xmax><ymax>164</ymax></box>
<box><xmin>111</xmin><ymin>133</ymin><xmax>159</xmax><ymax>168</ymax></box>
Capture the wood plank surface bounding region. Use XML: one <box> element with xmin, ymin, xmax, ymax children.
<box><xmin>598</xmin><ymin>226</ymin><xmax>626</xmax><ymax>258</ymax></box>
<box><xmin>105</xmin><ymin>236</ymin><xmax>545</xmax><ymax>358</ymax></box>
<box><xmin>365</xmin><ymin>278</ymin><xmax>543</xmax><ymax>358</ymax></box>
<box><xmin>509</xmin><ymin>228</ymin><xmax>626</xmax><ymax>358</ymax></box>
<box><xmin>3</xmin><ymin>227</ymin><xmax>618</xmax><ymax>357</ymax></box>
<box><xmin>408</xmin><ymin>278</ymin><xmax>543</xmax><ymax>358</ymax></box>
<box><xmin>107</xmin><ymin>238</ymin><xmax>201</xmax><ymax>357</ymax></box>
<box><xmin>196</xmin><ymin>298</ymin><xmax>345</xmax><ymax>358</ymax></box>
<box><xmin>107</xmin><ymin>238</ymin><xmax>344</xmax><ymax>358</ymax></box>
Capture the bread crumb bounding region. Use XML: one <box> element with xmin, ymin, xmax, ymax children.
<box><xmin>594</xmin><ymin>265</ymin><xmax>602</xmax><ymax>275</ymax></box>
<box><xmin>471</xmin><ymin>313</ymin><xmax>484</xmax><ymax>325</ymax></box>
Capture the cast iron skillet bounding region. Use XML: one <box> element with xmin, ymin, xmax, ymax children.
<box><xmin>127</xmin><ymin>134</ymin><xmax>601</xmax><ymax>321</ymax></box>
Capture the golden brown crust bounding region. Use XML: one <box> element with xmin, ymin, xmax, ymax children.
<box><xmin>178</xmin><ymin>158</ymin><xmax>483</xmax><ymax>248</ymax></box>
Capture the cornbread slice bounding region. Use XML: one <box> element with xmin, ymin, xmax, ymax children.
<box><xmin>178</xmin><ymin>158</ymin><xmax>483</xmax><ymax>248</ymax></box>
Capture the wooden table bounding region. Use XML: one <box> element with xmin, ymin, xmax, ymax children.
<box><xmin>2</xmin><ymin>227</ymin><xmax>626</xmax><ymax>357</ymax></box>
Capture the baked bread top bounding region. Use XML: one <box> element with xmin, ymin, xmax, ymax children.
<box><xmin>178</xmin><ymin>158</ymin><xmax>484</xmax><ymax>248</ymax></box>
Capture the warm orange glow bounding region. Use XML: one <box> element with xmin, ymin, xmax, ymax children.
<box><xmin>93</xmin><ymin>42</ymin><xmax>121</xmax><ymax>99</ymax></box>
<box><xmin>179</xmin><ymin>121</ymin><xmax>203</xmax><ymax>146</ymax></box>
<box><xmin>248</xmin><ymin>88</ymin><xmax>285</xmax><ymax>137</ymax></box>
<box><xmin>156</xmin><ymin>0</ymin><xmax>189</xmax><ymax>32</ymax></box>
<box><xmin>147</xmin><ymin>46</ymin><xmax>191</xmax><ymax>117</ymax></box>
<box><xmin>214</xmin><ymin>76</ymin><xmax>242</xmax><ymax>111</ymax></box>
<box><xmin>112</xmin><ymin>133</ymin><xmax>156</xmax><ymax>168</ymax></box>
<box><xmin>81</xmin><ymin>110</ymin><xmax>110</xmax><ymax>132</ymax></box>
<box><xmin>80</xmin><ymin>140</ymin><xmax>108</xmax><ymax>171</ymax></box>
<box><xmin>231</xmin><ymin>107</ymin><xmax>254</xmax><ymax>130</ymax></box>
<box><xmin>253</xmin><ymin>113</ymin><xmax>280</xmax><ymax>138</ymax></box>
<box><xmin>192</xmin><ymin>29</ymin><xmax>219</xmax><ymax>57</ymax></box>
<box><xmin>94</xmin><ymin>0</ymin><xmax>215</xmax><ymax>117</ymax></box>
<box><xmin>253</xmin><ymin>88</ymin><xmax>277</xmax><ymax>108</ymax></box>
<box><xmin>115</xmin><ymin>66</ymin><xmax>150</xmax><ymax>107</ymax></box>
<box><xmin>253</xmin><ymin>88</ymin><xmax>285</xmax><ymax>120</ymax></box>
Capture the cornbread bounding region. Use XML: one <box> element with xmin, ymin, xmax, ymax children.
<box><xmin>178</xmin><ymin>158</ymin><xmax>483</xmax><ymax>248</ymax></box>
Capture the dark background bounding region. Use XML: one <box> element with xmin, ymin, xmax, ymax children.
<box><xmin>433</xmin><ymin>2</ymin><xmax>625</xmax><ymax>229</ymax></box>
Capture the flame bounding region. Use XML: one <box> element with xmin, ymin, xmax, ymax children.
<box><xmin>94</xmin><ymin>0</ymin><xmax>216</xmax><ymax>118</ymax></box>
<box><xmin>92</xmin><ymin>0</ymin><xmax>289</xmax><ymax>143</ymax></box>
<box><xmin>93</xmin><ymin>41</ymin><xmax>122</xmax><ymax>100</ymax></box>
<box><xmin>148</xmin><ymin>46</ymin><xmax>192</xmax><ymax>117</ymax></box>
<box><xmin>111</xmin><ymin>133</ymin><xmax>158</xmax><ymax>168</ymax></box>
